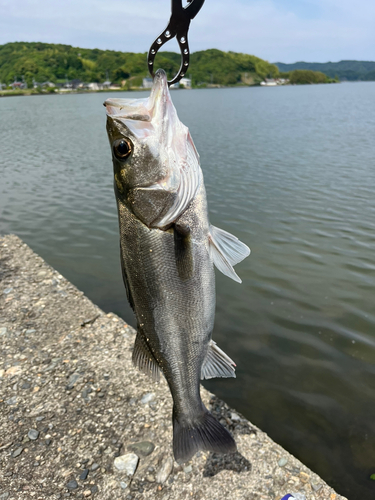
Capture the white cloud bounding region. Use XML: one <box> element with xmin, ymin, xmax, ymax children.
<box><xmin>0</xmin><ymin>0</ymin><xmax>374</xmax><ymax>61</ymax></box>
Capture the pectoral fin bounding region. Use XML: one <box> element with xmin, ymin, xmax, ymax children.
<box><xmin>132</xmin><ymin>330</ymin><xmax>161</xmax><ymax>382</ymax></box>
<box><xmin>201</xmin><ymin>340</ymin><xmax>236</xmax><ymax>380</ymax></box>
<box><xmin>155</xmin><ymin>134</ymin><xmax>202</xmax><ymax>227</ymax></box>
<box><xmin>208</xmin><ymin>224</ymin><xmax>250</xmax><ymax>283</ymax></box>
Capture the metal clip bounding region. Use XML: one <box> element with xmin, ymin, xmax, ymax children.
<box><xmin>147</xmin><ymin>0</ymin><xmax>205</xmax><ymax>86</ymax></box>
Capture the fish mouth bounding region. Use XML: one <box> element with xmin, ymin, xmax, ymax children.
<box><xmin>150</xmin><ymin>69</ymin><xmax>170</xmax><ymax>104</ymax></box>
<box><xmin>153</xmin><ymin>68</ymin><xmax>168</xmax><ymax>85</ymax></box>
<box><xmin>103</xmin><ymin>69</ymin><xmax>170</xmax><ymax>121</ymax></box>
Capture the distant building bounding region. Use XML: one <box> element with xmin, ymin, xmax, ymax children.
<box><xmin>71</xmin><ymin>79</ymin><xmax>82</xmax><ymax>89</ymax></box>
<box><xmin>86</xmin><ymin>83</ymin><xmax>102</xmax><ymax>91</ymax></box>
<box><xmin>109</xmin><ymin>84</ymin><xmax>121</xmax><ymax>90</ymax></box>
<box><xmin>260</xmin><ymin>78</ymin><xmax>289</xmax><ymax>87</ymax></box>
<box><xmin>102</xmin><ymin>81</ymin><xmax>111</xmax><ymax>89</ymax></box>
<box><xmin>11</xmin><ymin>81</ymin><xmax>27</xmax><ymax>90</ymax></box>
<box><xmin>170</xmin><ymin>82</ymin><xmax>180</xmax><ymax>89</ymax></box>
<box><xmin>63</xmin><ymin>79</ymin><xmax>82</xmax><ymax>89</ymax></box>
<box><xmin>180</xmin><ymin>77</ymin><xmax>191</xmax><ymax>88</ymax></box>
<box><xmin>142</xmin><ymin>77</ymin><xmax>153</xmax><ymax>89</ymax></box>
<box><xmin>34</xmin><ymin>81</ymin><xmax>55</xmax><ymax>88</ymax></box>
<box><xmin>260</xmin><ymin>79</ymin><xmax>277</xmax><ymax>87</ymax></box>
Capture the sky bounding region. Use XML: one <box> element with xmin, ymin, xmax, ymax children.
<box><xmin>0</xmin><ymin>0</ymin><xmax>374</xmax><ymax>63</ymax></box>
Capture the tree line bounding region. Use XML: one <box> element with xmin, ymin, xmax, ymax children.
<box><xmin>0</xmin><ymin>42</ymin><xmax>335</xmax><ymax>88</ymax></box>
<box><xmin>276</xmin><ymin>60</ymin><xmax>375</xmax><ymax>81</ymax></box>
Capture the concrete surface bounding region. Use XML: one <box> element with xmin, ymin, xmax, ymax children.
<box><xmin>0</xmin><ymin>234</ymin><xmax>347</xmax><ymax>500</ymax></box>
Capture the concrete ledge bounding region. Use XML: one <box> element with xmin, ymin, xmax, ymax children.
<box><xmin>0</xmin><ymin>234</ymin><xmax>347</xmax><ymax>500</ymax></box>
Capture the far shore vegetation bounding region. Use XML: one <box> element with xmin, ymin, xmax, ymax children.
<box><xmin>1</xmin><ymin>42</ymin><xmax>339</xmax><ymax>96</ymax></box>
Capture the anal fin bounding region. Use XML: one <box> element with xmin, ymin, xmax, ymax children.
<box><xmin>132</xmin><ymin>331</ymin><xmax>161</xmax><ymax>382</ymax></box>
<box><xmin>201</xmin><ymin>340</ymin><xmax>236</xmax><ymax>380</ymax></box>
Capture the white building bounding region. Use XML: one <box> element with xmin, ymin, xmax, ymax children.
<box><xmin>180</xmin><ymin>77</ymin><xmax>191</xmax><ymax>88</ymax></box>
<box><xmin>260</xmin><ymin>79</ymin><xmax>277</xmax><ymax>87</ymax></box>
<box><xmin>142</xmin><ymin>77</ymin><xmax>153</xmax><ymax>89</ymax></box>
<box><xmin>86</xmin><ymin>83</ymin><xmax>102</xmax><ymax>91</ymax></box>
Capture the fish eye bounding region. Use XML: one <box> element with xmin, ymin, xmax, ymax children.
<box><xmin>113</xmin><ymin>138</ymin><xmax>132</xmax><ymax>160</ymax></box>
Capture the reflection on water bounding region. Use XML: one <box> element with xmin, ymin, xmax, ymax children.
<box><xmin>1</xmin><ymin>83</ymin><xmax>375</xmax><ymax>499</ymax></box>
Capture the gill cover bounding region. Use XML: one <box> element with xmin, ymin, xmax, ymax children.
<box><xmin>105</xmin><ymin>69</ymin><xmax>201</xmax><ymax>228</ymax></box>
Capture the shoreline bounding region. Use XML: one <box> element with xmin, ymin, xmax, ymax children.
<box><xmin>0</xmin><ymin>234</ymin><xmax>347</xmax><ymax>500</ymax></box>
<box><xmin>0</xmin><ymin>81</ymin><xmax>348</xmax><ymax>98</ymax></box>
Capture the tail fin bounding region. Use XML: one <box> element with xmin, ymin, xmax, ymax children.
<box><xmin>173</xmin><ymin>408</ymin><xmax>237</xmax><ymax>464</ymax></box>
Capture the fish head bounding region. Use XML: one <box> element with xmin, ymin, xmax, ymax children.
<box><xmin>105</xmin><ymin>69</ymin><xmax>201</xmax><ymax>228</ymax></box>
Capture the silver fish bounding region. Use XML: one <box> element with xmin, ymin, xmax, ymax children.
<box><xmin>104</xmin><ymin>69</ymin><xmax>250</xmax><ymax>463</ymax></box>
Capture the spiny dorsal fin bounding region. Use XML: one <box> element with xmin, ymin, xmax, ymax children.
<box><xmin>208</xmin><ymin>224</ymin><xmax>250</xmax><ymax>283</ymax></box>
<box><xmin>132</xmin><ymin>331</ymin><xmax>161</xmax><ymax>383</ymax></box>
<box><xmin>201</xmin><ymin>340</ymin><xmax>236</xmax><ymax>380</ymax></box>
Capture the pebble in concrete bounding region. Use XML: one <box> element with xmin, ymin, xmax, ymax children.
<box><xmin>290</xmin><ymin>493</ymin><xmax>306</xmax><ymax>500</ymax></box>
<box><xmin>66</xmin><ymin>479</ymin><xmax>78</xmax><ymax>490</ymax></box>
<box><xmin>128</xmin><ymin>441</ymin><xmax>155</xmax><ymax>457</ymax></box>
<box><xmin>141</xmin><ymin>392</ymin><xmax>155</xmax><ymax>404</ymax></box>
<box><xmin>28</xmin><ymin>429</ymin><xmax>39</xmax><ymax>440</ymax></box>
<box><xmin>312</xmin><ymin>483</ymin><xmax>323</xmax><ymax>491</ymax></box>
<box><xmin>80</xmin><ymin>469</ymin><xmax>89</xmax><ymax>480</ymax></box>
<box><xmin>156</xmin><ymin>456</ymin><xmax>174</xmax><ymax>484</ymax></box>
<box><xmin>278</xmin><ymin>457</ymin><xmax>288</xmax><ymax>467</ymax></box>
<box><xmin>12</xmin><ymin>446</ymin><xmax>23</xmax><ymax>458</ymax></box>
<box><xmin>66</xmin><ymin>372</ymin><xmax>82</xmax><ymax>390</ymax></box>
<box><xmin>113</xmin><ymin>453</ymin><xmax>139</xmax><ymax>475</ymax></box>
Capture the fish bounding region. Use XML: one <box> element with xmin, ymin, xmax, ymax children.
<box><xmin>104</xmin><ymin>69</ymin><xmax>250</xmax><ymax>463</ymax></box>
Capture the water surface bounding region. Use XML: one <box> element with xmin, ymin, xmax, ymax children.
<box><xmin>1</xmin><ymin>83</ymin><xmax>375</xmax><ymax>499</ymax></box>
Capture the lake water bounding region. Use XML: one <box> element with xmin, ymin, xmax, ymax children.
<box><xmin>1</xmin><ymin>83</ymin><xmax>375</xmax><ymax>499</ymax></box>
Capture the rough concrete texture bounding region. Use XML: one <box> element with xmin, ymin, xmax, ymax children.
<box><xmin>0</xmin><ymin>234</ymin><xmax>347</xmax><ymax>500</ymax></box>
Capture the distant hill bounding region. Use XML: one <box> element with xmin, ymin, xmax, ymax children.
<box><xmin>0</xmin><ymin>42</ymin><xmax>279</xmax><ymax>88</ymax></box>
<box><xmin>275</xmin><ymin>60</ymin><xmax>375</xmax><ymax>81</ymax></box>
